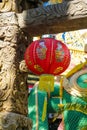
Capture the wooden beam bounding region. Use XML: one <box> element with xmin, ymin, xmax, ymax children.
<box><xmin>17</xmin><ymin>0</ymin><xmax>87</xmax><ymax>36</ymax></box>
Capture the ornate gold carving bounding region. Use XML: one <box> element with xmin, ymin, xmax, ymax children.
<box><xmin>83</xmin><ymin>79</ymin><xmax>87</xmax><ymax>83</ymax></box>
<box><xmin>70</xmin><ymin>69</ymin><xmax>87</xmax><ymax>97</ymax></box>
<box><xmin>0</xmin><ymin>0</ymin><xmax>12</xmax><ymax>12</ymax></box>
<box><xmin>0</xmin><ymin>12</ymin><xmax>18</xmax><ymax>26</ymax></box>
<box><xmin>19</xmin><ymin>60</ymin><xmax>29</xmax><ymax>72</ymax></box>
<box><xmin>0</xmin><ymin>0</ymin><xmax>42</xmax><ymax>13</ymax></box>
<box><xmin>17</xmin><ymin>0</ymin><xmax>87</xmax><ymax>36</ymax></box>
<box><xmin>63</xmin><ymin>69</ymin><xmax>87</xmax><ymax>97</ymax></box>
<box><xmin>0</xmin><ymin>0</ymin><xmax>22</xmax><ymax>12</ymax></box>
<box><xmin>0</xmin><ymin>12</ymin><xmax>29</xmax><ymax>115</ymax></box>
<box><xmin>64</xmin><ymin>103</ymin><xmax>87</xmax><ymax>115</ymax></box>
<box><xmin>0</xmin><ymin>112</ymin><xmax>32</xmax><ymax>130</ymax></box>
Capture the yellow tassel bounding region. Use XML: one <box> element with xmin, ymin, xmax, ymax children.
<box><xmin>58</xmin><ymin>104</ymin><xmax>64</xmax><ymax>108</ymax></box>
<box><xmin>60</xmin><ymin>76</ymin><xmax>64</xmax><ymax>98</ymax></box>
<box><xmin>42</xmin><ymin>97</ymin><xmax>47</xmax><ymax>121</ymax></box>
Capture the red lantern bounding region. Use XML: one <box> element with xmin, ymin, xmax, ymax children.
<box><xmin>24</xmin><ymin>38</ymin><xmax>70</xmax><ymax>75</ymax></box>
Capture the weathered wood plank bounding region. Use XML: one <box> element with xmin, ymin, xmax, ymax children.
<box><xmin>17</xmin><ymin>0</ymin><xmax>87</xmax><ymax>36</ymax></box>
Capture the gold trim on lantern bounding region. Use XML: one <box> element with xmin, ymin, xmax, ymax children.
<box><xmin>34</xmin><ymin>64</ymin><xmax>44</xmax><ymax>72</ymax></box>
<box><xmin>26</xmin><ymin>53</ymin><xmax>33</xmax><ymax>65</ymax></box>
<box><xmin>54</xmin><ymin>67</ymin><xmax>63</xmax><ymax>74</ymax></box>
<box><xmin>50</xmin><ymin>39</ymin><xmax>54</xmax><ymax>64</ymax></box>
<box><xmin>28</xmin><ymin>60</ymin><xmax>32</xmax><ymax>65</ymax></box>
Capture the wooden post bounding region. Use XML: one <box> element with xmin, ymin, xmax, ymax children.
<box><xmin>0</xmin><ymin>3</ymin><xmax>32</xmax><ymax>129</ymax></box>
